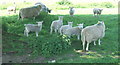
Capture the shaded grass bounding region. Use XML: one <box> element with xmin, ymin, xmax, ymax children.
<box><xmin>2</xmin><ymin>13</ymin><xmax>119</xmax><ymax>63</ymax></box>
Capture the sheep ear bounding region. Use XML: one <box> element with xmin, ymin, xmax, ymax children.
<box><xmin>98</xmin><ymin>21</ymin><xmax>100</xmax><ymax>23</ymax></box>
<box><xmin>24</xmin><ymin>24</ymin><xmax>26</xmax><ymax>26</ymax></box>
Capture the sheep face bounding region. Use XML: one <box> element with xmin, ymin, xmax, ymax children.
<box><xmin>58</xmin><ymin>16</ymin><xmax>63</xmax><ymax>20</ymax></box>
<box><xmin>36</xmin><ymin>21</ymin><xmax>43</xmax><ymax>26</ymax></box>
<box><xmin>97</xmin><ymin>21</ymin><xmax>104</xmax><ymax>26</ymax></box>
<box><xmin>69</xmin><ymin>7</ymin><xmax>74</xmax><ymax>10</ymax></box>
<box><xmin>68</xmin><ymin>22</ymin><xmax>73</xmax><ymax>26</ymax></box>
<box><xmin>77</xmin><ymin>23</ymin><xmax>84</xmax><ymax>29</ymax></box>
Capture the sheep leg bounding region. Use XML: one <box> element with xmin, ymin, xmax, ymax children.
<box><xmin>86</xmin><ymin>42</ymin><xmax>90</xmax><ymax>51</ymax></box>
<box><xmin>94</xmin><ymin>41</ymin><xmax>96</xmax><ymax>45</ymax></box>
<box><xmin>26</xmin><ymin>32</ymin><xmax>29</xmax><ymax>37</ymax></box>
<box><xmin>36</xmin><ymin>32</ymin><xmax>38</xmax><ymax>37</ymax></box>
<box><xmin>98</xmin><ymin>39</ymin><xmax>101</xmax><ymax>45</ymax></box>
<box><xmin>59</xmin><ymin>29</ymin><xmax>62</xmax><ymax>35</ymax></box>
<box><xmin>33</xmin><ymin>17</ymin><xmax>35</xmax><ymax>20</ymax></box>
<box><xmin>77</xmin><ymin>35</ymin><xmax>80</xmax><ymax>40</ymax></box>
<box><xmin>54</xmin><ymin>29</ymin><xmax>57</xmax><ymax>33</ymax></box>
<box><xmin>22</xmin><ymin>17</ymin><xmax>24</xmax><ymax>21</ymax></box>
<box><xmin>82</xmin><ymin>42</ymin><xmax>85</xmax><ymax>51</ymax></box>
<box><xmin>24</xmin><ymin>30</ymin><xmax>26</xmax><ymax>35</ymax></box>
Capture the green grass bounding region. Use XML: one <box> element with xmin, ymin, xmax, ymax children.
<box><xmin>2</xmin><ymin>13</ymin><xmax>119</xmax><ymax>63</ymax></box>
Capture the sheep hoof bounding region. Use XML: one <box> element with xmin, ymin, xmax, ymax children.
<box><xmin>82</xmin><ymin>50</ymin><xmax>86</xmax><ymax>52</ymax></box>
<box><xmin>85</xmin><ymin>50</ymin><xmax>89</xmax><ymax>52</ymax></box>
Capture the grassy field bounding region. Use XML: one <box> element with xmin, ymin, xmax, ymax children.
<box><xmin>1</xmin><ymin>0</ymin><xmax>119</xmax><ymax>63</ymax></box>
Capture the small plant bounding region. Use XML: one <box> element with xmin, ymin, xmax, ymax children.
<box><xmin>56</xmin><ymin>0</ymin><xmax>72</xmax><ymax>5</ymax></box>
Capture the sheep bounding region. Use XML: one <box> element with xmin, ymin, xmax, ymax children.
<box><xmin>35</xmin><ymin>2</ymin><xmax>51</xmax><ymax>13</ymax></box>
<box><xmin>59</xmin><ymin>22</ymin><xmax>73</xmax><ymax>35</ymax></box>
<box><xmin>50</xmin><ymin>16</ymin><xmax>63</xmax><ymax>34</ymax></box>
<box><xmin>93</xmin><ymin>8</ymin><xmax>103</xmax><ymax>17</ymax></box>
<box><xmin>64</xmin><ymin>23</ymin><xmax>83</xmax><ymax>40</ymax></box>
<box><xmin>18</xmin><ymin>4</ymin><xmax>42</xmax><ymax>21</ymax></box>
<box><xmin>81</xmin><ymin>21</ymin><xmax>105</xmax><ymax>51</ymax></box>
<box><xmin>24</xmin><ymin>21</ymin><xmax>43</xmax><ymax>37</ymax></box>
<box><xmin>7</xmin><ymin>6</ymin><xmax>16</xmax><ymax>14</ymax></box>
<box><xmin>69</xmin><ymin>7</ymin><xmax>75</xmax><ymax>16</ymax></box>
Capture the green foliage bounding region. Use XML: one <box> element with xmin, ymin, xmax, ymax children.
<box><xmin>2</xmin><ymin>21</ymin><xmax>8</xmax><ymax>32</ymax></box>
<box><xmin>56</xmin><ymin>0</ymin><xmax>72</xmax><ymax>5</ymax></box>
<box><xmin>101</xmin><ymin>2</ymin><xmax>115</xmax><ymax>8</ymax></box>
<box><xmin>27</xmin><ymin>34</ymin><xmax>71</xmax><ymax>57</ymax></box>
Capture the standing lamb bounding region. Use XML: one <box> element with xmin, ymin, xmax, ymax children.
<box><xmin>24</xmin><ymin>21</ymin><xmax>43</xmax><ymax>37</ymax></box>
<box><xmin>69</xmin><ymin>7</ymin><xmax>75</xmax><ymax>16</ymax></box>
<box><xmin>7</xmin><ymin>6</ymin><xmax>16</xmax><ymax>14</ymax></box>
<box><xmin>18</xmin><ymin>4</ymin><xmax>41</xmax><ymax>21</ymax></box>
<box><xmin>50</xmin><ymin>16</ymin><xmax>63</xmax><ymax>34</ymax></box>
<box><xmin>81</xmin><ymin>21</ymin><xmax>105</xmax><ymax>51</ymax></box>
<box><xmin>64</xmin><ymin>23</ymin><xmax>83</xmax><ymax>40</ymax></box>
<box><xmin>93</xmin><ymin>8</ymin><xmax>103</xmax><ymax>17</ymax></box>
<box><xmin>59</xmin><ymin>22</ymin><xmax>73</xmax><ymax>35</ymax></box>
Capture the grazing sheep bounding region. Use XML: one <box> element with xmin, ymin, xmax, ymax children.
<box><xmin>59</xmin><ymin>22</ymin><xmax>73</xmax><ymax>35</ymax></box>
<box><xmin>7</xmin><ymin>6</ymin><xmax>16</xmax><ymax>14</ymax></box>
<box><xmin>93</xmin><ymin>8</ymin><xmax>103</xmax><ymax>17</ymax></box>
<box><xmin>35</xmin><ymin>2</ymin><xmax>51</xmax><ymax>13</ymax></box>
<box><xmin>81</xmin><ymin>21</ymin><xmax>105</xmax><ymax>51</ymax></box>
<box><xmin>24</xmin><ymin>21</ymin><xmax>43</xmax><ymax>37</ymax></box>
<box><xmin>69</xmin><ymin>7</ymin><xmax>75</xmax><ymax>16</ymax></box>
<box><xmin>50</xmin><ymin>16</ymin><xmax>63</xmax><ymax>34</ymax></box>
<box><xmin>64</xmin><ymin>23</ymin><xmax>83</xmax><ymax>40</ymax></box>
<box><xmin>18</xmin><ymin>4</ymin><xmax>41</xmax><ymax>21</ymax></box>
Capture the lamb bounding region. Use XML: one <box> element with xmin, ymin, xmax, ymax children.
<box><xmin>24</xmin><ymin>21</ymin><xmax>43</xmax><ymax>37</ymax></box>
<box><xmin>59</xmin><ymin>22</ymin><xmax>73</xmax><ymax>35</ymax></box>
<box><xmin>64</xmin><ymin>23</ymin><xmax>83</xmax><ymax>40</ymax></box>
<box><xmin>93</xmin><ymin>8</ymin><xmax>103</xmax><ymax>17</ymax></box>
<box><xmin>81</xmin><ymin>21</ymin><xmax>105</xmax><ymax>51</ymax></box>
<box><xmin>7</xmin><ymin>6</ymin><xmax>16</xmax><ymax>14</ymax></box>
<box><xmin>18</xmin><ymin>4</ymin><xmax>42</xmax><ymax>21</ymax></box>
<box><xmin>35</xmin><ymin>2</ymin><xmax>51</xmax><ymax>13</ymax></box>
<box><xmin>50</xmin><ymin>16</ymin><xmax>63</xmax><ymax>34</ymax></box>
<box><xmin>69</xmin><ymin>7</ymin><xmax>75</xmax><ymax>16</ymax></box>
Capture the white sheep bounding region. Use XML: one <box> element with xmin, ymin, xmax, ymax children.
<box><xmin>93</xmin><ymin>8</ymin><xmax>103</xmax><ymax>17</ymax></box>
<box><xmin>64</xmin><ymin>23</ymin><xmax>83</xmax><ymax>40</ymax></box>
<box><xmin>50</xmin><ymin>16</ymin><xmax>63</xmax><ymax>34</ymax></box>
<box><xmin>35</xmin><ymin>2</ymin><xmax>51</xmax><ymax>13</ymax></box>
<box><xmin>69</xmin><ymin>7</ymin><xmax>75</xmax><ymax>16</ymax></box>
<box><xmin>24</xmin><ymin>21</ymin><xmax>43</xmax><ymax>37</ymax></box>
<box><xmin>59</xmin><ymin>22</ymin><xmax>73</xmax><ymax>35</ymax></box>
<box><xmin>7</xmin><ymin>6</ymin><xmax>16</xmax><ymax>14</ymax></box>
<box><xmin>81</xmin><ymin>21</ymin><xmax>105</xmax><ymax>51</ymax></box>
<box><xmin>18</xmin><ymin>4</ymin><xmax>41</xmax><ymax>21</ymax></box>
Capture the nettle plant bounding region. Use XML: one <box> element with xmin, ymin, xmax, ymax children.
<box><xmin>28</xmin><ymin>34</ymin><xmax>71</xmax><ymax>57</ymax></box>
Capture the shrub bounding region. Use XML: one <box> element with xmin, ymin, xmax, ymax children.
<box><xmin>27</xmin><ymin>34</ymin><xmax>71</xmax><ymax>57</ymax></box>
<box><xmin>56</xmin><ymin>0</ymin><xmax>72</xmax><ymax>5</ymax></box>
<box><xmin>2</xmin><ymin>22</ymin><xmax>8</xmax><ymax>32</ymax></box>
<box><xmin>101</xmin><ymin>2</ymin><xmax>115</xmax><ymax>8</ymax></box>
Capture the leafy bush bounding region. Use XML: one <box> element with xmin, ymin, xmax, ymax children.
<box><xmin>2</xmin><ymin>22</ymin><xmax>8</xmax><ymax>32</ymax></box>
<box><xmin>101</xmin><ymin>2</ymin><xmax>115</xmax><ymax>8</ymax></box>
<box><xmin>56</xmin><ymin>0</ymin><xmax>72</xmax><ymax>5</ymax></box>
<box><xmin>27</xmin><ymin>34</ymin><xmax>71</xmax><ymax>57</ymax></box>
